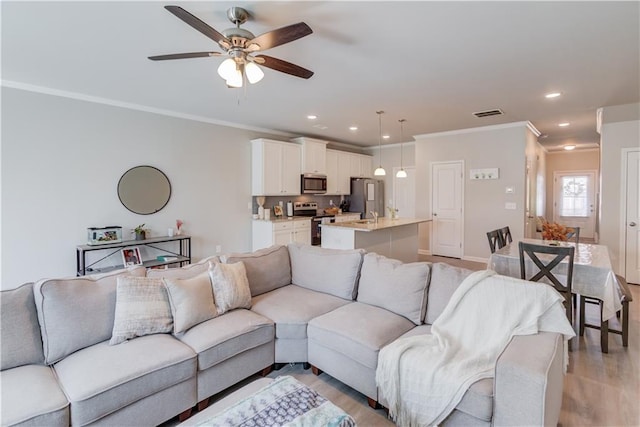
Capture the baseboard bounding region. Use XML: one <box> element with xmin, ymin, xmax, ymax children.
<box><xmin>462</xmin><ymin>255</ymin><xmax>488</xmax><ymax>264</ymax></box>
<box><xmin>418</xmin><ymin>249</ymin><xmax>432</xmax><ymax>256</ymax></box>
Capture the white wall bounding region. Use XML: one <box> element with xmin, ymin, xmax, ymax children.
<box><xmin>363</xmin><ymin>143</ymin><xmax>416</xmax><ymax>209</ymax></box>
<box><xmin>414</xmin><ymin>122</ymin><xmax>534</xmax><ymax>261</ymax></box>
<box><xmin>598</xmin><ymin>103</ymin><xmax>640</xmax><ymax>273</ymax></box>
<box><xmin>1</xmin><ymin>88</ymin><xmax>286</xmax><ymax>288</ymax></box>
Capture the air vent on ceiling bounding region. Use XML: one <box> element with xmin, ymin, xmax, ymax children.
<box><xmin>473</xmin><ymin>109</ymin><xmax>504</xmax><ymax>118</ymax></box>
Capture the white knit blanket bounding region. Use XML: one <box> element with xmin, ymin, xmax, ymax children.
<box><xmin>376</xmin><ymin>270</ymin><xmax>576</xmax><ymax>427</ymax></box>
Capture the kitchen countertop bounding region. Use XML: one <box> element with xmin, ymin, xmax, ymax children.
<box><xmin>320</xmin><ymin>217</ymin><xmax>431</xmax><ymax>232</ymax></box>
<box><xmin>253</xmin><ymin>217</ymin><xmax>311</xmax><ymax>223</ymax></box>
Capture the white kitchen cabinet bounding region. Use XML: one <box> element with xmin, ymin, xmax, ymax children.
<box><xmin>337</xmin><ymin>151</ymin><xmax>353</xmax><ymax>193</ymax></box>
<box><xmin>292</xmin><ymin>137</ymin><xmax>328</xmax><ymax>175</ymax></box>
<box><xmin>348</xmin><ymin>152</ymin><xmax>373</xmax><ymax>179</ymax></box>
<box><xmin>326</xmin><ymin>149</ymin><xmax>339</xmax><ymax>194</ymax></box>
<box><xmin>252</xmin><ymin>139</ymin><xmax>302</xmax><ymax>196</ymax></box>
<box><xmin>252</xmin><ymin>219</ymin><xmax>311</xmax><ymax>251</ymax></box>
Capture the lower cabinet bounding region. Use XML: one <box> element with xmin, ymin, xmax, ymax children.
<box><xmin>252</xmin><ymin>219</ymin><xmax>311</xmax><ymax>251</ymax></box>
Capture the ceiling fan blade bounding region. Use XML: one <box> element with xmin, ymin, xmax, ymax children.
<box><xmin>247</xmin><ymin>22</ymin><xmax>312</xmax><ymax>51</ymax></box>
<box><xmin>164</xmin><ymin>5</ymin><xmax>230</xmax><ymax>48</ymax></box>
<box><xmin>255</xmin><ymin>55</ymin><xmax>314</xmax><ymax>79</ymax></box>
<box><xmin>148</xmin><ymin>52</ymin><xmax>222</xmax><ymax>61</ymax></box>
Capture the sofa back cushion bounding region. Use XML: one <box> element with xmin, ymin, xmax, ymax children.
<box><xmin>424</xmin><ymin>262</ymin><xmax>474</xmax><ymax>324</ymax></box>
<box><xmin>146</xmin><ymin>255</ymin><xmax>219</xmax><ymax>280</ymax></box>
<box><xmin>34</xmin><ymin>266</ymin><xmax>146</xmax><ymax>364</ymax></box>
<box><xmin>221</xmin><ymin>245</ymin><xmax>291</xmax><ymax>297</ymax></box>
<box><xmin>1</xmin><ymin>283</ymin><xmax>44</xmax><ymax>370</ymax></box>
<box><xmin>288</xmin><ymin>243</ymin><xmax>364</xmax><ymax>300</ymax></box>
<box><xmin>357</xmin><ymin>253</ymin><xmax>430</xmax><ymax>325</ymax></box>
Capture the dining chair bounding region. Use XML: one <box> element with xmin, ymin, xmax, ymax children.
<box><xmin>499</xmin><ymin>226</ymin><xmax>512</xmax><ymax>246</ymax></box>
<box><xmin>566</xmin><ymin>226</ymin><xmax>580</xmax><ymax>244</ymax></box>
<box><xmin>579</xmin><ymin>274</ymin><xmax>633</xmax><ymax>353</ymax></box>
<box><xmin>486</xmin><ymin>229</ymin><xmax>503</xmax><ymax>253</ymax></box>
<box><xmin>519</xmin><ymin>242</ymin><xmax>576</xmax><ymax>349</ymax></box>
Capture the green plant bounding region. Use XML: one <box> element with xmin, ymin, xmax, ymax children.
<box><xmin>134</xmin><ymin>224</ymin><xmax>146</xmax><ymax>233</ymax></box>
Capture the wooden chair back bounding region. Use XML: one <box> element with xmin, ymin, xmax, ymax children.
<box><xmin>499</xmin><ymin>226</ymin><xmax>513</xmax><ymax>245</ymax></box>
<box><xmin>518</xmin><ymin>242</ymin><xmax>575</xmax><ymax>326</ymax></box>
<box><xmin>487</xmin><ymin>229</ymin><xmax>502</xmax><ymax>253</ymax></box>
<box><xmin>566</xmin><ymin>226</ymin><xmax>580</xmax><ymax>244</ymax></box>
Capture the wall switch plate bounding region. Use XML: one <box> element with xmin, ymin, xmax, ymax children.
<box><xmin>505</xmin><ymin>202</ymin><xmax>516</xmax><ymax>210</ymax></box>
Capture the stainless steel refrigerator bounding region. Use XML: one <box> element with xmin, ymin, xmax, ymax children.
<box><xmin>349</xmin><ymin>178</ymin><xmax>385</xmax><ymax>219</ymax></box>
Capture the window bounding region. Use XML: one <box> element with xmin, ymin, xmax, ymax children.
<box><xmin>560</xmin><ymin>176</ymin><xmax>588</xmax><ymax>217</ymax></box>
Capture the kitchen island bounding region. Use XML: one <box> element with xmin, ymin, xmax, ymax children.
<box><xmin>320</xmin><ymin>217</ymin><xmax>431</xmax><ymax>262</ymax></box>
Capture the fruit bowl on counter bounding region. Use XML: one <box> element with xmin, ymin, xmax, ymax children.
<box><xmin>324</xmin><ymin>207</ymin><xmax>339</xmax><ymax>215</ymax></box>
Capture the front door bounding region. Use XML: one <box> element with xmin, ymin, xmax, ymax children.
<box><xmin>625</xmin><ymin>150</ymin><xmax>640</xmax><ymax>284</ymax></box>
<box><xmin>431</xmin><ymin>161</ymin><xmax>463</xmax><ymax>258</ymax></box>
<box><xmin>553</xmin><ymin>170</ymin><xmax>597</xmax><ymax>239</ymax></box>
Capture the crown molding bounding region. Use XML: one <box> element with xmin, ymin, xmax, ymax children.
<box><xmin>414</xmin><ymin>121</ymin><xmax>540</xmax><ymax>139</ymax></box>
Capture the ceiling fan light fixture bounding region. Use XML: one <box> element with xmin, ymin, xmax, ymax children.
<box><xmin>225</xmin><ymin>67</ymin><xmax>243</xmax><ymax>88</ymax></box>
<box><xmin>245</xmin><ymin>62</ymin><xmax>264</xmax><ymax>84</ymax></box>
<box><xmin>217</xmin><ymin>58</ymin><xmax>237</xmax><ymax>81</ymax></box>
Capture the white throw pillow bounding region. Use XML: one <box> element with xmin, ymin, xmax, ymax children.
<box><xmin>110</xmin><ymin>276</ymin><xmax>173</xmax><ymax>345</ymax></box>
<box><xmin>209</xmin><ymin>261</ymin><xmax>251</xmax><ymax>315</ymax></box>
<box><xmin>164</xmin><ymin>271</ymin><xmax>217</xmax><ymax>333</ymax></box>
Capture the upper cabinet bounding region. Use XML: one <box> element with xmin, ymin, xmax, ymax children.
<box><xmin>292</xmin><ymin>137</ymin><xmax>328</xmax><ymax>175</ymax></box>
<box><xmin>326</xmin><ymin>149</ymin><xmax>372</xmax><ymax>194</ymax></box>
<box><xmin>251</xmin><ymin>139</ymin><xmax>302</xmax><ymax>196</ymax></box>
<box><xmin>348</xmin><ymin>152</ymin><xmax>373</xmax><ymax>178</ymax></box>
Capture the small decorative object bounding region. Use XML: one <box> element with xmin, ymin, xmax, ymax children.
<box><xmin>176</xmin><ymin>219</ymin><xmax>183</xmax><ymax>235</ymax></box>
<box><xmin>121</xmin><ymin>247</ymin><xmax>143</xmax><ymax>266</ymax></box>
<box><xmin>167</xmin><ymin>227</ymin><xmax>175</xmax><ymax>237</ymax></box>
<box><xmin>257</xmin><ymin>196</ymin><xmax>266</xmax><ymax>220</ymax></box>
<box><xmin>542</xmin><ymin>222</ymin><xmax>575</xmax><ymax>244</ymax></box>
<box><xmin>273</xmin><ymin>205</ymin><xmax>283</xmax><ymax>217</ymax></box>
<box><xmin>87</xmin><ymin>226</ymin><xmax>123</xmax><ymax>245</ymax></box>
<box><xmin>133</xmin><ymin>224</ymin><xmax>147</xmax><ymax>240</ymax></box>
<box><xmin>387</xmin><ymin>206</ymin><xmax>398</xmax><ymax>219</ymax></box>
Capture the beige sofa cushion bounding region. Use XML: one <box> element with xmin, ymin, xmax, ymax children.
<box><xmin>209</xmin><ymin>261</ymin><xmax>252</xmax><ymax>315</ymax></box>
<box><xmin>110</xmin><ymin>276</ymin><xmax>173</xmax><ymax>345</ymax></box>
<box><xmin>357</xmin><ymin>253</ymin><xmax>430</xmax><ymax>325</ymax></box>
<box><xmin>1</xmin><ymin>283</ymin><xmax>44</xmax><ymax>370</ymax></box>
<box><xmin>34</xmin><ymin>266</ymin><xmax>146</xmax><ymax>364</ymax></box>
<box><xmin>146</xmin><ymin>255</ymin><xmax>219</xmax><ymax>280</ymax></box>
<box><xmin>222</xmin><ymin>245</ymin><xmax>291</xmax><ymax>297</ymax></box>
<box><xmin>424</xmin><ymin>262</ymin><xmax>474</xmax><ymax>324</ymax></box>
<box><xmin>164</xmin><ymin>271</ymin><xmax>217</xmax><ymax>334</ymax></box>
<box><xmin>288</xmin><ymin>243</ymin><xmax>364</xmax><ymax>300</ymax></box>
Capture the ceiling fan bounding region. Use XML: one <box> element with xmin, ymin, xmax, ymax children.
<box><xmin>148</xmin><ymin>5</ymin><xmax>314</xmax><ymax>88</ymax></box>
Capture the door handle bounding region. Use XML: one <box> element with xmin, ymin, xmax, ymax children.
<box><xmin>433</xmin><ymin>213</ymin><xmax>437</xmax><ymax>216</ymax></box>
<box><xmin>630</xmin><ymin>222</ymin><xmax>637</xmax><ymax>227</ymax></box>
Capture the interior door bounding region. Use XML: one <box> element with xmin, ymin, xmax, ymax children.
<box><xmin>432</xmin><ymin>161</ymin><xmax>463</xmax><ymax>258</ymax></box>
<box><xmin>393</xmin><ymin>167</ymin><xmax>416</xmax><ymax>218</ymax></box>
<box><xmin>625</xmin><ymin>150</ymin><xmax>640</xmax><ymax>284</ymax></box>
<box><xmin>553</xmin><ymin>170</ymin><xmax>597</xmax><ymax>239</ymax></box>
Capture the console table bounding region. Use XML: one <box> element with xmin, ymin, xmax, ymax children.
<box><xmin>76</xmin><ymin>235</ymin><xmax>191</xmax><ymax>276</ymax></box>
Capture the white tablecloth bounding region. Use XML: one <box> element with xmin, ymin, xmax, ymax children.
<box><xmin>488</xmin><ymin>238</ymin><xmax>622</xmax><ymax>320</ymax></box>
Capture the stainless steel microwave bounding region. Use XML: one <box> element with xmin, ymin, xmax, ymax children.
<box><xmin>301</xmin><ymin>173</ymin><xmax>327</xmax><ymax>194</ymax></box>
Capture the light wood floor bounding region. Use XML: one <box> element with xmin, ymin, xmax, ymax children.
<box><xmin>166</xmin><ymin>255</ymin><xmax>639</xmax><ymax>426</ymax></box>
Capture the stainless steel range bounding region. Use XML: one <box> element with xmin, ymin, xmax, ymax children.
<box><xmin>293</xmin><ymin>202</ymin><xmax>335</xmax><ymax>246</ymax></box>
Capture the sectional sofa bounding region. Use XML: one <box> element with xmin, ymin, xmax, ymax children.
<box><xmin>1</xmin><ymin>243</ymin><xmax>566</xmax><ymax>426</ymax></box>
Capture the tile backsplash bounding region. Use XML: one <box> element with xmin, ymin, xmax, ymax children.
<box><xmin>252</xmin><ymin>195</ymin><xmax>347</xmax><ymax>216</ymax></box>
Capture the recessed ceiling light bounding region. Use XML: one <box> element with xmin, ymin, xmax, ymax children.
<box><xmin>307</xmin><ymin>115</ymin><xmax>317</xmax><ymax>120</ymax></box>
<box><xmin>382</xmin><ymin>135</ymin><xmax>390</xmax><ymax>139</ymax></box>
<box><xmin>349</xmin><ymin>126</ymin><xmax>358</xmax><ymax>131</ymax></box>
<box><xmin>564</xmin><ymin>145</ymin><xmax>576</xmax><ymax>151</ymax></box>
<box><xmin>545</xmin><ymin>92</ymin><xmax>562</xmax><ymax>99</ymax></box>
<box><xmin>558</xmin><ymin>122</ymin><xmax>570</xmax><ymax>127</ymax></box>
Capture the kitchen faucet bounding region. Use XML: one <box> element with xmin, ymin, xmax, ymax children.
<box><xmin>370</xmin><ymin>211</ymin><xmax>379</xmax><ymax>224</ymax></box>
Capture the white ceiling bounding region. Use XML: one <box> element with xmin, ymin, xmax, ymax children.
<box><xmin>2</xmin><ymin>1</ymin><xmax>639</xmax><ymax>151</ymax></box>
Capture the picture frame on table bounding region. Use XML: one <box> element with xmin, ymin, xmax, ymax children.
<box><xmin>121</xmin><ymin>247</ymin><xmax>143</xmax><ymax>266</ymax></box>
<box><xmin>273</xmin><ymin>205</ymin><xmax>283</xmax><ymax>217</ymax></box>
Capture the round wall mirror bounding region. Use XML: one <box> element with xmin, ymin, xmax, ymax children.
<box><xmin>118</xmin><ymin>166</ymin><xmax>171</xmax><ymax>215</ymax></box>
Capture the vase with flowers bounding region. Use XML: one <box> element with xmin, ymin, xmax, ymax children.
<box><xmin>176</xmin><ymin>219</ymin><xmax>183</xmax><ymax>235</ymax></box>
<box><xmin>541</xmin><ymin>222</ymin><xmax>575</xmax><ymax>245</ymax></box>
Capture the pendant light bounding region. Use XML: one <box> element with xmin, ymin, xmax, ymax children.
<box><xmin>396</xmin><ymin>119</ymin><xmax>408</xmax><ymax>178</ymax></box>
<box><xmin>374</xmin><ymin>110</ymin><xmax>386</xmax><ymax>176</ymax></box>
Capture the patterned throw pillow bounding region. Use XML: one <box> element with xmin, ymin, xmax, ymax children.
<box><xmin>208</xmin><ymin>261</ymin><xmax>252</xmax><ymax>315</ymax></box>
<box><xmin>110</xmin><ymin>276</ymin><xmax>173</xmax><ymax>345</ymax></box>
<box><xmin>164</xmin><ymin>271</ymin><xmax>217</xmax><ymax>333</ymax></box>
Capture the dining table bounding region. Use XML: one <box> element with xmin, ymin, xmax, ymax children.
<box><xmin>487</xmin><ymin>238</ymin><xmax>622</xmax><ymax>321</ymax></box>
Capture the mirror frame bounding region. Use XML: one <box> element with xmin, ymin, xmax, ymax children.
<box><xmin>117</xmin><ymin>165</ymin><xmax>171</xmax><ymax>215</ymax></box>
